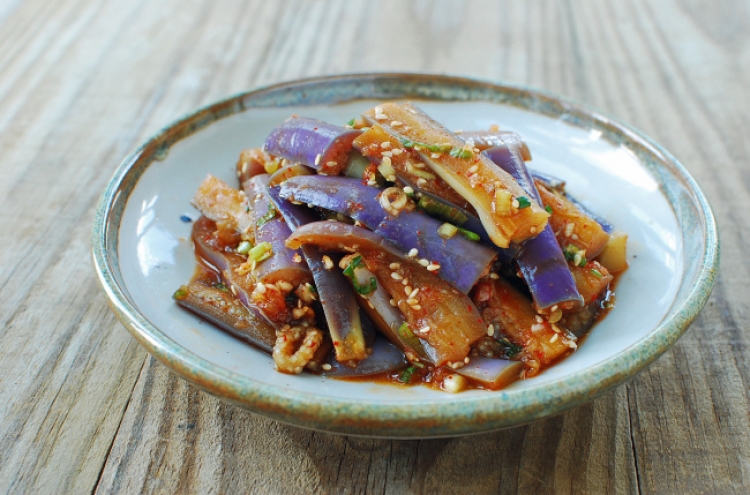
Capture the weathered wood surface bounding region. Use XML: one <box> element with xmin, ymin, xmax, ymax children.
<box><xmin>0</xmin><ymin>0</ymin><xmax>747</xmax><ymax>493</ymax></box>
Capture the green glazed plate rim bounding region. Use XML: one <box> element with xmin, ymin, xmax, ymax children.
<box><xmin>92</xmin><ymin>73</ymin><xmax>719</xmax><ymax>438</ymax></box>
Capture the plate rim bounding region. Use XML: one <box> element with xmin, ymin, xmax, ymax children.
<box><xmin>91</xmin><ymin>73</ymin><xmax>719</xmax><ymax>437</ymax></box>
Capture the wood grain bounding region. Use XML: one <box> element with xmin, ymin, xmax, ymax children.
<box><xmin>0</xmin><ymin>0</ymin><xmax>748</xmax><ymax>493</ymax></box>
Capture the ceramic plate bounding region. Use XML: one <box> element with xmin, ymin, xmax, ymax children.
<box><xmin>92</xmin><ymin>74</ymin><xmax>718</xmax><ymax>438</ymax></box>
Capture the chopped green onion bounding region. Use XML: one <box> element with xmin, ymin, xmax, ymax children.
<box><xmin>256</xmin><ymin>202</ymin><xmax>277</xmax><ymax>228</ymax></box>
<box><xmin>563</xmin><ymin>245</ymin><xmax>587</xmax><ymax>267</ymax></box>
<box><xmin>449</xmin><ymin>147</ymin><xmax>474</xmax><ymax>159</ymax></box>
<box><xmin>417</xmin><ymin>195</ymin><xmax>468</xmax><ymax>225</ymax></box>
<box><xmin>516</xmin><ymin>196</ymin><xmax>531</xmax><ymax>209</ymax></box>
<box><xmin>236</xmin><ymin>240</ymin><xmax>252</xmax><ymax>254</ymax></box>
<box><xmin>248</xmin><ymin>242</ymin><xmax>273</xmax><ymax>263</ymax></box>
<box><xmin>497</xmin><ymin>338</ymin><xmax>522</xmax><ymax>358</ymax></box>
<box><xmin>398</xmin><ymin>365</ymin><xmax>418</xmax><ymax>383</ymax></box>
<box><xmin>397</xmin><ymin>322</ymin><xmax>426</xmax><ymax>355</ymax></box>
<box><xmin>545</xmin><ymin>204</ymin><xmax>553</xmax><ymax>214</ymax></box>
<box><xmin>343</xmin><ymin>255</ymin><xmax>377</xmax><ymax>295</ymax></box>
<box><xmin>437</xmin><ymin>222</ymin><xmax>458</xmax><ymax>239</ymax></box>
<box><xmin>346</xmin><ymin>118</ymin><xmax>355</xmax><ymax>127</ymax></box>
<box><xmin>215</xmin><ymin>282</ymin><xmax>229</xmax><ymax>293</ymax></box>
<box><xmin>590</xmin><ymin>268</ymin><xmax>603</xmax><ymax>279</ymax></box>
<box><xmin>456</xmin><ymin>226</ymin><xmax>480</xmax><ymax>241</ymax></box>
<box><xmin>172</xmin><ymin>286</ymin><xmax>189</xmax><ymax>300</ymax></box>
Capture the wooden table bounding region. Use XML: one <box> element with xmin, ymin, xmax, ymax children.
<box><xmin>1</xmin><ymin>0</ymin><xmax>746</xmax><ymax>493</ymax></box>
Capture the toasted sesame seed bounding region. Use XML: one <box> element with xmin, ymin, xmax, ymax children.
<box><xmin>550</xmin><ymin>333</ymin><xmax>559</xmax><ymax>343</ymax></box>
<box><xmin>407</xmin><ymin>298</ymin><xmax>418</xmax><ymax>306</ymax></box>
<box><xmin>403</xmin><ymin>186</ymin><xmax>413</xmax><ymax>194</ymax></box>
<box><xmin>389</xmin><ymin>262</ymin><xmax>401</xmax><ymax>269</ymax></box>
<box><xmin>231</xmin><ymin>284</ymin><xmax>238</xmax><ymax>296</ymax></box>
<box><xmin>417</xmin><ymin>178</ymin><xmax>427</xmax><ymax>187</ymax></box>
<box><xmin>431</xmin><ymin>152</ymin><xmax>441</xmax><ymax>159</ymax></box>
<box><xmin>380</xmin><ymin>141</ymin><xmax>392</xmax><ymax>149</ymax></box>
<box><xmin>381</xmin><ymin>156</ymin><xmax>392</xmax><ymax>167</ymax></box>
<box><xmin>382</xmin><ymin>151</ymin><xmax>393</xmax><ymax>157</ymax></box>
<box><xmin>404</xmin><ymin>285</ymin><xmax>413</xmax><ymax>295</ymax></box>
<box><xmin>489</xmin><ymin>273</ymin><xmax>499</xmax><ymax>280</ymax></box>
<box><xmin>292</xmin><ymin>253</ymin><xmax>302</xmax><ymax>263</ymax></box>
<box><xmin>419</xmin><ymin>326</ymin><xmax>430</xmax><ymax>333</ymax></box>
<box><xmin>367</xmin><ymin>180</ymin><xmax>378</xmax><ymax>186</ymax></box>
<box><xmin>531</xmin><ymin>323</ymin><xmax>545</xmax><ymax>333</ymax></box>
<box><xmin>535</xmin><ymin>315</ymin><xmax>544</xmax><ymax>323</ymax></box>
<box><xmin>468</xmin><ymin>165</ymin><xmax>478</xmax><ymax>173</ymax></box>
<box><xmin>412</xmin><ymin>304</ymin><xmax>422</xmax><ymax>310</ymax></box>
<box><xmin>326</xmin><ymin>161</ymin><xmax>337</xmax><ymax>168</ymax></box>
<box><xmin>392</xmin><ymin>148</ymin><xmax>403</xmax><ymax>156</ymax></box>
<box><xmin>418</xmin><ymin>258</ymin><xmax>430</xmax><ymax>267</ymax></box>
<box><xmin>530</xmin><ymin>227</ymin><xmax>537</xmax><ymax>234</ymax></box>
<box><xmin>426</xmin><ymin>263</ymin><xmax>440</xmax><ymax>271</ymax></box>
<box><xmin>512</xmin><ymin>199</ymin><xmax>520</xmax><ymax>209</ymax></box>
<box><xmin>565</xmin><ymin>222</ymin><xmax>575</xmax><ymax>237</ymax></box>
<box><xmin>487</xmin><ymin>324</ymin><xmax>495</xmax><ymax>336</ymax></box>
<box><xmin>322</xmin><ymin>363</ymin><xmax>332</xmax><ymax>371</ymax></box>
<box><xmin>464</xmin><ymin>357</ymin><xmax>470</xmax><ymax>364</ymax></box>
<box><xmin>389</xmin><ymin>299</ymin><xmax>397</xmax><ymax>307</ymax></box>
<box><xmin>408</xmin><ymin>248</ymin><xmax>418</xmax><ymax>257</ymax></box>
<box><xmin>409</xmin><ymin>288</ymin><xmax>419</xmax><ymax>298</ymax></box>
<box><xmin>322</xmin><ymin>255</ymin><xmax>334</xmax><ymax>269</ymax></box>
<box><xmin>391</xmin><ymin>120</ymin><xmax>403</xmax><ymax>127</ymax></box>
<box><xmin>375</xmin><ymin>112</ymin><xmax>387</xmax><ymax>120</ymax></box>
<box><xmin>391</xmin><ymin>272</ymin><xmax>403</xmax><ymax>280</ymax></box>
<box><xmin>255</xmin><ymin>283</ymin><xmax>266</xmax><ymax>294</ymax></box>
<box><xmin>401</xmin><ymin>278</ymin><xmax>409</xmax><ymax>286</ymax></box>
<box><xmin>315</xmin><ymin>153</ymin><xmax>322</xmax><ymax>166</ymax></box>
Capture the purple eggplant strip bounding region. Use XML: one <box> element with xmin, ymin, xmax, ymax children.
<box><xmin>192</xmin><ymin>217</ymin><xmax>277</xmax><ymax>327</ymax></box>
<box><xmin>263</xmin><ymin>117</ymin><xmax>362</xmax><ymax>175</ymax></box>
<box><xmin>454</xmin><ymin>357</ymin><xmax>523</xmax><ymax>390</ymax></box>
<box><xmin>267</xmin><ymin>185</ymin><xmax>368</xmax><ymax>363</ymax></box>
<box><xmin>323</xmin><ymin>335</ymin><xmax>408</xmax><ymax>377</ymax></box>
<box><xmin>244</xmin><ymin>175</ymin><xmax>311</xmax><ymax>288</ymax></box>
<box><xmin>457</xmin><ymin>129</ymin><xmax>532</xmax><ymax>161</ymax></box>
<box><xmin>174</xmin><ymin>281</ymin><xmax>276</xmax><ymax>353</ymax></box>
<box><xmin>278</xmin><ymin>175</ymin><xmax>497</xmax><ymax>293</ymax></box>
<box><xmin>484</xmin><ymin>146</ymin><xmax>583</xmax><ymax>312</ymax></box>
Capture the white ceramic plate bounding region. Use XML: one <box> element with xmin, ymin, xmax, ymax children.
<box><xmin>92</xmin><ymin>74</ymin><xmax>718</xmax><ymax>437</ymax></box>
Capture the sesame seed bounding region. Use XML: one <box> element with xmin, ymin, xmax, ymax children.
<box><xmin>255</xmin><ymin>283</ymin><xmax>266</xmax><ymax>294</ymax></box>
<box><xmin>419</xmin><ymin>326</ymin><xmax>430</xmax><ymax>334</ymax></box>
<box><xmin>468</xmin><ymin>165</ymin><xmax>478</xmax><ymax>173</ymax></box>
<box><xmin>418</xmin><ymin>258</ymin><xmax>430</xmax><ymax>267</ymax></box>
<box><xmin>512</xmin><ymin>199</ymin><xmax>520</xmax><ymax>209</ymax></box>
<box><xmin>404</xmin><ymin>285</ymin><xmax>413</xmax><ymax>295</ymax></box>
<box><xmin>389</xmin><ymin>262</ymin><xmax>401</xmax><ymax>269</ymax></box>
<box><xmin>382</xmin><ymin>151</ymin><xmax>393</xmax><ymax>157</ymax></box>
<box><xmin>381</xmin><ymin>156</ymin><xmax>392</xmax><ymax>167</ymax></box>
<box><xmin>231</xmin><ymin>284</ymin><xmax>238</xmax><ymax>295</ymax></box>
<box><xmin>391</xmin><ymin>272</ymin><xmax>403</xmax><ymax>280</ymax></box>
<box><xmin>367</xmin><ymin>180</ymin><xmax>378</xmax><ymax>186</ymax></box>
<box><xmin>431</xmin><ymin>152</ymin><xmax>441</xmax><ymax>159</ymax></box>
<box><xmin>375</xmin><ymin>113</ymin><xmax>388</xmax><ymax>120</ymax></box>
<box><xmin>389</xmin><ymin>299</ymin><xmax>397</xmax><ymax>306</ymax></box>
<box><xmin>409</xmin><ymin>288</ymin><xmax>419</xmax><ymax>298</ymax></box>
<box><xmin>401</xmin><ymin>278</ymin><xmax>409</xmax><ymax>286</ymax></box>
<box><xmin>407</xmin><ymin>298</ymin><xmax>418</xmax><ymax>306</ymax></box>
<box><xmin>571</xmin><ymin>233</ymin><xmax>579</xmax><ymax>240</ymax></box>
<box><xmin>375</xmin><ymin>106</ymin><xmax>383</xmax><ymax>113</ymax></box>
<box><xmin>550</xmin><ymin>333</ymin><xmax>559</xmax><ymax>343</ymax></box>
<box><xmin>408</xmin><ymin>248</ymin><xmax>418</xmax><ymax>257</ymax></box>
<box><xmin>531</xmin><ymin>323</ymin><xmax>545</xmax><ymax>333</ymax></box>
<box><xmin>416</xmin><ymin>178</ymin><xmax>427</xmax><ymax>187</ymax></box>
<box><xmin>380</xmin><ymin>141</ymin><xmax>392</xmax><ymax>149</ymax></box>
<box><xmin>326</xmin><ymin>161</ymin><xmax>337</xmax><ymax>168</ymax></box>
<box><xmin>292</xmin><ymin>253</ymin><xmax>302</xmax><ymax>263</ymax></box>
<box><xmin>487</xmin><ymin>324</ymin><xmax>495</xmax><ymax>336</ymax></box>
<box><xmin>391</xmin><ymin>120</ymin><xmax>403</xmax><ymax>127</ymax></box>
<box><xmin>314</xmin><ymin>153</ymin><xmax>322</xmax><ymax>166</ymax></box>
<box><xmin>530</xmin><ymin>227</ymin><xmax>537</xmax><ymax>234</ymax></box>
<box><xmin>535</xmin><ymin>315</ymin><xmax>544</xmax><ymax>323</ymax></box>
<box><xmin>464</xmin><ymin>357</ymin><xmax>470</xmax><ymax>364</ymax></box>
<box><xmin>412</xmin><ymin>304</ymin><xmax>422</xmax><ymax>310</ymax></box>
<box><xmin>322</xmin><ymin>363</ymin><xmax>332</xmax><ymax>371</ymax></box>
<box><xmin>426</xmin><ymin>263</ymin><xmax>440</xmax><ymax>271</ymax></box>
<box><xmin>565</xmin><ymin>223</ymin><xmax>575</xmax><ymax>237</ymax></box>
<box><xmin>403</xmin><ymin>186</ymin><xmax>413</xmax><ymax>194</ymax></box>
<box><xmin>392</xmin><ymin>148</ymin><xmax>403</xmax><ymax>156</ymax></box>
<box><xmin>367</xmin><ymin>300</ymin><xmax>375</xmax><ymax>309</ymax></box>
<box><xmin>489</xmin><ymin>273</ymin><xmax>499</xmax><ymax>279</ymax></box>
<box><xmin>322</xmin><ymin>255</ymin><xmax>334</xmax><ymax>269</ymax></box>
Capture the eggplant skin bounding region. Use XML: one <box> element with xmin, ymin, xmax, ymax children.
<box><xmin>263</xmin><ymin>117</ymin><xmax>361</xmax><ymax>175</ymax></box>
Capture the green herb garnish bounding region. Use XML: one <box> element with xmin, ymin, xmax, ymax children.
<box><xmin>172</xmin><ymin>286</ymin><xmax>189</xmax><ymax>300</ymax></box>
<box><xmin>256</xmin><ymin>202</ymin><xmax>277</xmax><ymax>228</ymax></box>
<box><xmin>516</xmin><ymin>196</ymin><xmax>531</xmax><ymax>209</ymax></box>
<box><xmin>417</xmin><ymin>195</ymin><xmax>468</xmax><ymax>225</ymax></box>
<box><xmin>456</xmin><ymin>226</ymin><xmax>480</xmax><ymax>241</ymax></box>
<box><xmin>346</xmin><ymin>118</ymin><xmax>355</xmax><ymax>127</ymax></box>
<box><xmin>497</xmin><ymin>338</ymin><xmax>523</xmax><ymax>358</ymax></box>
<box><xmin>397</xmin><ymin>322</ymin><xmax>425</xmax><ymax>355</ymax></box>
<box><xmin>545</xmin><ymin>204</ymin><xmax>553</xmax><ymax>214</ymax></box>
<box><xmin>215</xmin><ymin>282</ymin><xmax>229</xmax><ymax>293</ymax></box>
<box><xmin>590</xmin><ymin>268</ymin><xmax>603</xmax><ymax>279</ymax></box>
<box><xmin>399</xmin><ymin>138</ymin><xmax>474</xmax><ymax>159</ymax></box>
<box><xmin>398</xmin><ymin>366</ymin><xmax>418</xmax><ymax>383</ymax></box>
<box><xmin>449</xmin><ymin>147</ymin><xmax>474</xmax><ymax>159</ymax></box>
<box><xmin>343</xmin><ymin>255</ymin><xmax>377</xmax><ymax>295</ymax></box>
<box><xmin>248</xmin><ymin>242</ymin><xmax>273</xmax><ymax>263</ymax></box>
<box><xmin>563</xmin><ymin>244</ymin><xmax>587</xmax><ymax>267</ymax></box>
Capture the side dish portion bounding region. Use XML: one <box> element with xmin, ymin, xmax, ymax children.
<box><xmin>174</xmin><ymin>102</ymin><xmax>628</xmax><ymax>392</ymax></box>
